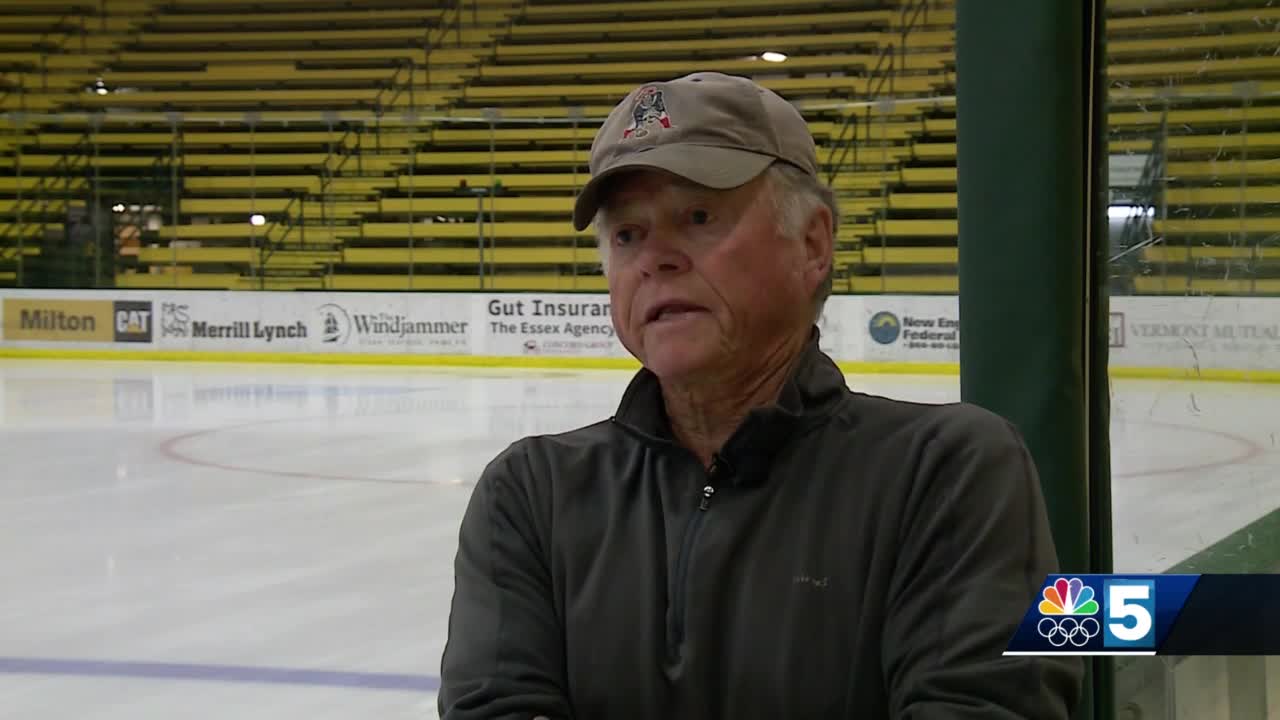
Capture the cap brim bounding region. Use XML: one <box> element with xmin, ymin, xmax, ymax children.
<box><xmin>572</xmin><ymin>144</ymin><xmax>775</xmax><ymax>231</ymax></box>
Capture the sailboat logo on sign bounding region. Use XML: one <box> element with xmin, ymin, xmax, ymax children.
<box><xmin>317</xmin><ymin>304</ymin><xmax>351</xmax><ymax>344</ymax></box>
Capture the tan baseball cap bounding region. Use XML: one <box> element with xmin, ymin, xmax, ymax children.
<box><xmin>571</xmin><ymin>71</ymin><xmax>818</xmax><ymax>231</ymax></box>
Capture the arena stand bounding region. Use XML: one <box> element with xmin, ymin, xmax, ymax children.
<box><xmin>0</xmin><ymin>0</ymin><xmax>1276</xmax><ymax>296</ymax></box>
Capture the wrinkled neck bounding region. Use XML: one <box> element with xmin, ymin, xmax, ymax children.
<box><xmin>661</xmin><ymin>328</ymin><xmax>808</xmax><ymax>467</ymax></box>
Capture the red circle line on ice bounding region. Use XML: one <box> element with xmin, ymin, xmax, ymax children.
<box><xmin>156</xmin><ymin>414</ymin><xmax>1264</xmax><ymax>486</ymax></box>
<box><xmin>158</xmin><ymin>414</ymin><xmax>471</xmax><ymax>487</ymax></box>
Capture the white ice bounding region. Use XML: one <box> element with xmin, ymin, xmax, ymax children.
<box><xmin>1</xmin><ymin>359</ymin><xmax>1277</xmax><ymax>718</ymax></box>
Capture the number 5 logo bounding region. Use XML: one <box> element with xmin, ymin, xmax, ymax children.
<box><xmin>1103</xmin><ymin>580</ymin><xmax>1156</xmax><ymax>648</ymax></box>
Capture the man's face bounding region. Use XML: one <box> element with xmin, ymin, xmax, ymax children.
<box><xmin>598</xmin><ymin>169</ymin><xmax>819</xmax><ymax>381</ymax></box>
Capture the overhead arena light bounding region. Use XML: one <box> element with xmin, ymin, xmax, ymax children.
<box><xmin>760</xmin><ymin>51</ymin><xmax>788</xmax><ymax>63</ymax></box>
<box><xmin>111</xmin><ymin>203</ymin><xmax>126</xmax><ymax>213</ymax></box>
<box><xmin>249</xmin><ymin>214</ymin><xmax>266</xmax><ymax>226</ymax></box>
<box><xmin>1107</xmin><ymin>205</ymin><xmax>1155</xmax><ymax>220</ymax></box>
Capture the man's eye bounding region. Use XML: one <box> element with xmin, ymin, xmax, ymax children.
<box><xmin>690</xmin><ymin>209</ymin><xmax>710</xmax><ymax>225</ymax></box>
<box><xmin>614</xmin><ymin>229</ymin><xmax>633</xmax><ymax>245</ymax></box>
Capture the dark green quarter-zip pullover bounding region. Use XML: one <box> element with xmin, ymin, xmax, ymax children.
<box><xmin>440</xmin><ymin>334</ymin><xmax>1083</xmax><ymax>719</ymax></box>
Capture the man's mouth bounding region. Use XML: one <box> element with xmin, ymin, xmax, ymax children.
<box><xmin>646</xmin><ymin>302</ymin><xmax>707</xmax><ymax>324</ymax></box>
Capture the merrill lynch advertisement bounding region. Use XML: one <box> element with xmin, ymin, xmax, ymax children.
<box><xmin>479</xmin><ymin>294</ymin><xmax>627</xmax><ymax>358</ymax></box>
<box><xmin>154</xmin><ymin>294</ymin><xmax>309</xmax><ymax>351</ymax></box>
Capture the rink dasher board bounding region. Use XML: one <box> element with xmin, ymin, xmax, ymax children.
<box><xmin>0</xmin><ymin>290</ymin><xmax>1277</xmax><ymax>381</ymax></box>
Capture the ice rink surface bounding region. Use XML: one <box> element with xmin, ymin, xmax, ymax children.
<box><xmin>1</xmin><ymin>358</ymin><xmax>1277</xmax><ymax>718</ymax></box>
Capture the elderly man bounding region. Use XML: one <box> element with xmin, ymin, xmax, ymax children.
<box><xmin>439</xmin><ymin>72</ymin><xmax>1082</xmax><ymax>719</ymax></box>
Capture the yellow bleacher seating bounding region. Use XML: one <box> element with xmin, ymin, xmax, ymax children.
<box><xmin>1167</xmin><ymin>159</ymin><xmax>1280</xmax><ymax>180</ymax></box>
<box><xmin>487</xmin><ymin>52</ymin><xmax>951</xmax><ymax>81</ymax></box>
<box><xmin>1</xmin><ymin>0</ymin><xmax>1270</xmax><ymax>297</ymax></box>
<box><xmin>910</xmin><ymin>143</ymin><xmax>956</xmax><ymax>160</ymax></box>
<box><xmin>32</xmin><ymin>130</ymin><xmax>370</xmax><ymax>148</ymax></box>
<box><xmin>378</xmin><ymin>197</ymin><xmax>572</xmax><ymax>214</ymax></box>
<box><xmin>1134</xmin><ymin>276</ymin><xmax>1280</xmax><ymax>295</ymax></box>
<box><xmin>0</xmin><ymin>199</ymin><xmax>67</xmax><ymax>213</ymax></box>
<box><xmin>1163</xmin><ymin>187</ymin><xmax>1280</xmax><ymax>205</ymax></box>
<box><xmin>505</xmin><ymin>10</ymin><xmax>895</xmax><ymax>40</ymax></box>
<box><xmin>1109</xmin><ymin>7</ymin><xmax>1280</xmax><ymax>31</ymax></box>
<box><xmin>325</xmin><ymin>177</ymin><xmax>401</xmax><ymax>194</ymax></box>
<box><xmin>397</xmin><ymin>174</ymin><xmax>589</xmax><ymax>192</ymax></box>
<box><xmin>113</xmin><ymin>47</ymin><xmax>482</xmax><ymax>67</ymax></box>
<box><xmin>429</xmin><ymin>127</ymin><xmax>624</xmax><ymax>145</ymax></box>
<box><xmin>179</xmin><ymin>198</ymin><xmax>378</xmax><ymax>220</ymax></box>
<box><xmin>877</xmin><ymin>219</ymin><xmax>959</xmax><ymax>237</ymax></box>
<box><xmin>848</xmin><ymin>275</ymin><xmax>958</xmax><ymax>293</ymax></box>
<box><xmin>416</xmin><ymin>149</ymin><xmax>585</xmax><ymax>167</ymax></box>
<box><xmin>0</xmin><ymin>223</ymin><xmax>63</xmax><ymax>238</ymax></box>
<box><xmin>147</xmin><ymin>8</ymin><xmax>445</xmax><ymax>28</ymax></box>
<box><xmin>1111</xmin><ymin>106</ymin><xmax>1280</xmax><ymax>130</ymax></box>
<box><xmin>0</xmin><ymin>177</ymin><xmax>87</xmax><ymax>191</ymax></box>
<box><xmin>1155</xmin><ymin>218</ymin><xmax>1280</xmax><ymax>235</ymax></box>
<box><xmin>343</xmin><ymin>247</ymin><xmax>585</xmax><ymax>265</ymax></box>
<box><xmin>1142</xmin><ymin>246</ymin><xmax>1280</xmax><ymax>262</ymax></box>
<box><xmin>1109</xmin><ymin>56</ymin><xmax>1280</xmax><ymax>81</ymax></box>
<box><xmin>135</xmin><ymin>246</ymin><xmax>341</xmax><ymax>267</ymax></box>
<box><xmin>325</xmin><ymin>273</ymin><xmax>608</xmax><ymax>292</ymax></box>
<box><xmin>80</xmin><ymin>88</ymin><xmax>451</xmax><ymax>107</ymax></box>
<box><xmin>1113</xmin><ymin>132</ymin><xmax>1280</xmax><ymax>154</ymax></box>
<box><xmin>135</xmin><ymin>28</ymin><xmax>450</xmax><ymax>48</ymax></box>
<box><xmin>1111</xmin><ymin>79</ymin><xmax>1280</xmax><ymax>103</ymax></box>
<box><xmin>156</xmin><ymin>224</ymin><xmax>279</xmax><ymax>240</ymax></box>
<box><xmin>183</xmin><ymin>153</ymin><xmax>331</xmax><ymax>168</ymax></box>
<box><xmin>862</xmin><ymin>247</ymin><xmax>959</xmax><ymax>265</ymax></box>
<box><xmin>184</xmin><ymin>176</ymin><xmax>322</xmax><ymax>194</ymax></box>
<box><xmin>495</xmin><ymin>34</ymin><xmax>890</xmax><ymax>62</ymax></box>
<box><xmin>101</xmin><ymin>67</ymin><xmax>407</xmax><ymax>86</ymax></box>
<box><xmin>900</xmin><ymin>168</ymin><xmax>958</xmax><ymax>186</ymax></box>
<box><xmin>116</xmin><ymin>272</ymin><xmax>243</xmax><ymax>289</ymax></box>
<box><xmin>887</xmin><ymin>193</ymin><xmax>959</xmax><ymax>210</ymax></box>
<box><xmin>149</xmin><ymin>226</ymin><xmax>342</xmax><ymax>247</ymax></box>
<box><xmin>1109</xmin><ymin>32</ymin><xmax>1280</xmax><ymax>59</ymax></box>
<box><xmin>178</xmin><ymin>198</ymin><xmax>296</xmax><ymax>214</ymax></box>
<box><xmin>354</xmin><ymin>222</ymin><xmax>590</xmax><ymax>240</ymax></box>
<box><xmin>0</xmin><ymin>94</ymin><xmax>77</xmax><ymax>111</ymax></box>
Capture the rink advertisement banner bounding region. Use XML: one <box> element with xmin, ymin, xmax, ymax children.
<box><xmin>2</xmin><ymin>290</ymin><xmax>1280</xmax><ymax>374</ymax></box>
<box><xmin>1109</xmin><ymin>296</ymin><xmax>1280</xmax><ymax>372</ymax></box>
<box><xmin>478</xmin><ymin>295</ymin><xmax>626</xmax><ymax>358</ymax></box>
<box><xmin>157</xmin><ymin>292</ymin><xmax>474</xmax><ymax>354</ymax></box>
<box><xmin>858</xmin><ymin>296</ymin><xmax>962</xmax><ymax>364</ymax></box>
<box><xmin>311</xmin><ymin>296</ymin><xmax>471</xmax><ymax>353</ymax></box>
<box><xmin>1</xmin><ymin>297</ymin><xmax>152</xmax><ymax>343</ymax></box>
<box><xmin>155</xmin><ymin>293</ymin><xmax>310</xmax><ymax>352</ymax></box>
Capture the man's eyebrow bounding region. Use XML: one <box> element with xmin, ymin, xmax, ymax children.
<box><xmin>605</xmin><ymin>183</ymin><xmax>721</xmax><ymax>217</ymax></box>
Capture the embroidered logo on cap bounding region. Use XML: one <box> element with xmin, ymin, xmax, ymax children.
<box><xmin>622</xmin><ymin>86</ymin><xmax>671</xmax><ymax>139</ymax></box>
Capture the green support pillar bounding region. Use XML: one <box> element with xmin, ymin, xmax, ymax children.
<box><xmin>956</xmin><ymin>1</ymin><xmax>1112</xmax><ymax>719</ymax></box>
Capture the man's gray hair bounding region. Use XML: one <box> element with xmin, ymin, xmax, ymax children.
<box><xmin>592</xmin><ymin>163</ymin><xmax>839</xmax><ymax>322</ymax></box>
<box><xmin>766</xmin><ymin>163</ymin><xmax>839</xmax><ymax>322</ymax></box>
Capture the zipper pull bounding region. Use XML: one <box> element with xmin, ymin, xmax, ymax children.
<box><xmin>698</xmin><ymin>484</ymin><xmax>715</xmax><ymax>511</ymax></box>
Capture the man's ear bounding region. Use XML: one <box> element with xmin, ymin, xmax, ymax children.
<box><xmin>801</xmin><ymin>203</ymin><xmax>834</xmax><ymax>288</ymax></box>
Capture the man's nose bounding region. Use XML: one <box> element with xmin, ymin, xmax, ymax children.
<box><xmin>639</xmin><ymin>232</ymin><xmax>691</xmax><ymax>276</ymax></box>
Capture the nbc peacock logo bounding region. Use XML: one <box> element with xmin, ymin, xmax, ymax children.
<box><xmin>1037</xmin><ymin>577</ymin><xmax>1101</xmax><ymax>648</ymax></box>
